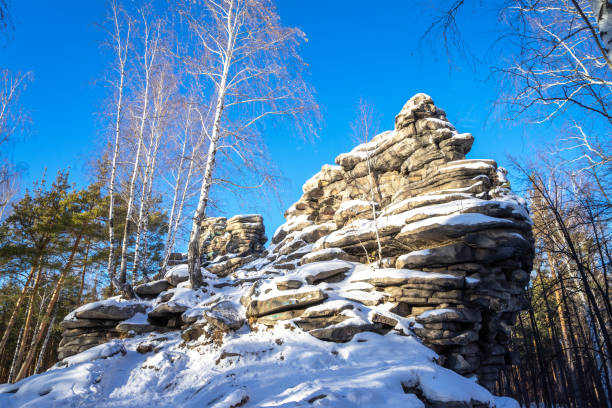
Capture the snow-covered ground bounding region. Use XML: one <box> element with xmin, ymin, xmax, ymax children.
<box><xmin>0</xmin><ymin>260</ymin><xmax>519</xmax><ymax>408</ymax></box>
<box><xmin>0</xmin><ymin>321</ymin><xmax>517</xmax><ymax>408</ymax></box>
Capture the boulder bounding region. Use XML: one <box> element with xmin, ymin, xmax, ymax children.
<box><xmin>60</xmin><ymin>318</ymin><xmax>118</xmax><ymax>330</ymax></box>
<box><xmin>116</xmin><ymin>321</ymin><xmax>167</xmax><ymax>335</ymax></box>
<box><xmin>416</xmin><ymin>308</ymin><xmax>481</xmax><ymax>324</ymax></box>
<box><xmin>134</xmin><ymin>280</ymin><xmax>172</xmax><ymax>297</ymax></box>
<box><xmin>74</xmin><ymin>301</ymin><xmax>149</xmax><ymax>321</ymax></box>
<box><xmin>246</xmin><ymin>289</ymin><xmax>328</xmax><ymax>317</ymax></box>
<box><xmin>275</xmin><ymin>279</ymin><xmax>303</xmax><ymax>291</ymax></box>
<box><xmin>148</xmin><ymin>303</ymin><xmax>189</xmax><ymax>319</ymax></box>
<box><xmin>165</xmin><ymin>265</ymin><xmax>190</xmax><ymax>286</ymax></box>
<box><xmin>300</xmin><ymin>248</ymin><xmax>358</xmax><ymax>265</ymax></box>
<box><xmin>202</xmin><ymin>301</ymin><xmax>244</xmax><ymax>331</ymax></box>
<box><xmin>296</xmin><ymin>260</ymin><xmax>352</xmax><ymax>285</ymax></box>
<box><xmin>309</xmin><ymin>322</ymin><xmax>386</xmax><ymax>343</ymax></box>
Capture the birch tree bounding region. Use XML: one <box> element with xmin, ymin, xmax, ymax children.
<box><xmin>179</xmin><ymin>0</ymin><xmax>318</xmax><ymax>287</ymax></box>
<box><xmin>116</xmin><ymin>4</ymin><xmax>163</xmax><ymax>290</ymax></box>
<box><xmin>103</xmin><ymin>1</ymin><xmax>131</xmax><ymax>287</ymax></box>
<box><xmin>0</xmin><ymin>69</ymin><xmax>31</xmax><ymax>220</ymax></box>
<box><xmin>131</xmin><ymin>51</ymin><xmax>179</xmax><ymax>280</ymax></box>
<box><xmin>349</xmin><ymin>98</ymin><xmax>383</xmax><ymax>265</ymax></box>
<box><xmin>160</xmin><ymin>99</ymin><xmax>207</xmax><ymax>273</ymax></box>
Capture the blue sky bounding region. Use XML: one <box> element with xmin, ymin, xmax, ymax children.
<box><xmin>0</xmin><ymin>1</ymin><xmax>550</xmax><ymax>246</ymax></box>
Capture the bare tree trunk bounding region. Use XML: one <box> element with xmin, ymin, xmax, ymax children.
<box><xmin>7</xmin><ymin>323</ymin><xmax>24</xmax><ymax>383</ymax></box>
<box><xmin>365</xmin><ymin>141</ymin><xmax>382</xmax><ymax>265</ymax></box>
<box><xmin>161</xmin><ymin>105</ymin><xmax>195</xmax><ymax>273</ymax></box>
<box><xmin>164</xmin><ymin>127</ymin><xmax>199</xmax><ymax>274</ymax></box>
<box><xmin>118</xmin><ymin>13</ymin><xmax>160</xmax><ymax>287</ymax></box>
<box><xmin>118</xmin><ymin>105</ymin><xmax>147</xmax><ymax>286</ymax></box>
<box><xmin>77</xmin><ymin>240</ymin><xmax>91</xmax><ymax>306</ymax></box>
<box><xmin>106</xmin><ymin>1</ymin><xmax>130</xmax><ymax>285</ymax></box>
<box><xmin>0</xmin><ymin>263</ymin><xmax>36</xmax><ymax>357</ymax></box>
<box><xmin>34</xmin><ymin>306</ymin><xmax>57</xmax><ymax>374</ymax></box>
<box><xmin>13</xmin><ymin>262</ymin><xmax>43</xmax><ymax>379</ymax></box>
<box><xmin>131</xmin><ymin>164</ymin><xmax>150</xmax><ymax>283</ymax></box>
<box><xmin>132</xmin><ymin>90</ymin><xmax>164</xmax><ymax>281</ymax></box>
<box><xmin>15</xmin><ymin>234</ymin><xmax>82</xmax><ymax>382</ymax></box>
<box><xmin>187</xmin><ymin>1</ymin><xmax>235</xmax><ymax>287</ymax></box>
<box><xmin>527</xmin><ymin>302</ymin><xmax>555</xmax><ymax>408</ymax></box>
<box><xmin>536</xmin><ymin>270</ymin><xmax>573</xmax><ymax>406</ymax></box>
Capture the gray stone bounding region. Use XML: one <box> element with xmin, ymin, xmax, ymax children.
<box><xmin>148</xmin><ymin>303</ymin><xmax>189</xmax><ymax>319</ymax></box>
<box><xmin>60</xmin><ymin>319</ymin><xmax>118</xmax><ymax>330</ymax></box>
<box><xmin>134</xmin><ymin>280</ymin><xmax>172</xmax><ymax>297</ymax></box>
<box><xmin>300</xmin><ymin>248</ymin><xmax>361</xmax><ymax>265</ymax></box>
<box><xmin>75</xmin><ymin>302</ymin><xmax>149</xmax><ymax>321</ymax></box>
<box><xmin>416</xmin><ymin>308</ymin><xmax>481</xmax><ymax>324</ymax></box>
<box><xmin>297</xmin><ymin>261</ymin><xmax>352</xmax><ymax>285</ymax></box>
<box><xmin>203</xmin><ymin>301</ymin><xmax>244</xmax><ymax>331</ymax></box>
<box><xmin>309</xmin><ymin>323</ymin><xmax>384</xmax><ymax>343</ymax></box>
<box><xmin>245</xmin><ymin>289</ymin><xmax>328</xmax><ymax>317</ymax></box>
<box><xmin>275</xmin><ymin>279</ymin><xmax>303</xmax><ymax>291</ymax></box>
<box><xmin>116</xmin><ymin>321</ymin><xmax>168</xmax><ymax>335</ymax></box>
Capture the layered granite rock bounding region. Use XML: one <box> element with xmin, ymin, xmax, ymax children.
<box><xmin>57</xmin><ymin>94</ymin><xmax>533</xmax><ymax>397</ymax></box>
<box><xmin>58</xmin><ymin>269</ymin><xmax>207</xmax><ymax>360</ymax></box>
<box><xmin>199</xmin><ymin>214</ymin><xmax>267</xmax><ymax>277</ymax></box>
<box><xmin>57</xmin><ymin>299</ymin><xmax>150</xmax><ymax>360</ymax></box>
<box><xmin>244</xmin><ymin>93</ymin><xmax>533</xmax><ymax>390</ymax></box>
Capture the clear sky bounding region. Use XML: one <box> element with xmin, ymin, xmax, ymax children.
<box><xmin>0</xmin><ymin>1</ymin><xmax>551</xmax><ymax>247</ymax></box>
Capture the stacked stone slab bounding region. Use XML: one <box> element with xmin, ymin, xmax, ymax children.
<box><xmin>199</xmin><ymin>214</ymin><xmax>267</xmax><ymax>277</ymax></box>
<box><xmin>57</xmin><ymin>215</ymin><xmax>265</xmax><ymax>360</ymax></box>
<box><xmin>248</xmin><ymin>93</ymin><xmax>533</xmax><ymax>391</ymax></box>
<box><xmin>57</xmin><ymin>301</ymin><xmax>149</xmax><ymax>360</ymax></box>
<box><xmin>199</xmin><ymin>214</ymin><xmax>266</xmax><ymax>257</ymax></box>
<box><xmin>58</xmin><ymin>278</ymin><xmax>193</xmax><ymax>360</ymax></box>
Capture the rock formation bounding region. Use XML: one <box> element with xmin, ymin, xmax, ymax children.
<box><xmin>200</xmin><ymin>214</ymin><xmax>267</xmax><ymax>277</ymax></box>
<box><xmin>54</xmin><ymin>93</ymin><xmax>533</xmax><ymax>403</ymax></box>
<box><xmin>242</xmin><ymin>92</ymin><xmax>533</xmax><ymax>390</ymax></box>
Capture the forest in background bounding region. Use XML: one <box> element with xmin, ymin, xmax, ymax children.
<box><xmin>0</xmin><ymin>1</ymin><xmax>611</xmax><ymax>407</ymax></box>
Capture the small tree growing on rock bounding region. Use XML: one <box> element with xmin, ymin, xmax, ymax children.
<box><xmin>348</xmin><ymin>97</ymin><xmax>383</xmax><ymax>266</ymax></box>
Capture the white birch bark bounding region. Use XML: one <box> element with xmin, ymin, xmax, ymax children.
<box><xmin>106</xmin><ymin>1</ymin><xmax>130</xmax><ymax>283</ymax></box>
<box><xmin>161</xmin><ymin>103</ymin><xmax>194</xmax><ymax>272</ymax></box>
<box><xmin>34</xmin><ymin>303</ymin><xmax>57</xmax><ymax>374</ymax></box>
<box><xmin>132</xmin><ymin>58</ymin><xmax>171</xmax><ymax>280</ymax></box>
<box><xmin>8</xmin><ymin>323</ymin><xmax>24</xmax><ymax>383</ymax></box>
<box><xmin>180</xmin><ymin>0</ymin><xmax>319</xmax><ymax>286</ymax></box>
<box><xmin>186</xmin><ymin>0</ymin><xmax>236</xmax><ymax>286</ymax></box>
<box><xmin>118</xmin><ymin>12</ymin><xmax>160</xmax><ymax>285</ymax></box>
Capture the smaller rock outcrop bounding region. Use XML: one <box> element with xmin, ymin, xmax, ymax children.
<box><xmin>58</xmin><ymin>299</ymin><xmax>149</xmax><ymax>360</ymax></box>
<box><xmin>199</xmin><ymin>214</ymin><xmax>267</xmax><ymax>259</ymax></box>
<box><xmin>199</xmin><ymin>214</ymin><xmax>267</xmax><ymax>277</ymax></box>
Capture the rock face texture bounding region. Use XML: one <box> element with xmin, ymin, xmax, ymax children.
<box><xmin>56</xmin><ymin>94</ymin><xmax>533</xmax><ymax>399</ymax></box>
<box><xmin>199</xmin><ymin>214</ymin><xmax>267</xmax><ymax>258</ymax></box>
<box><xmin>200</xmin><ymin>214</ymin><xmax>267</xmax><ymax>277</ymax></box>
<box><xmin>246</xmin><ymin>93</ymin><xmax>534</xmax><ymax>390</ymax></box>
<box><xmin>57</xmin><ymin>300</ymin><xmax>149</xmax><ymax>360</ymax></box>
